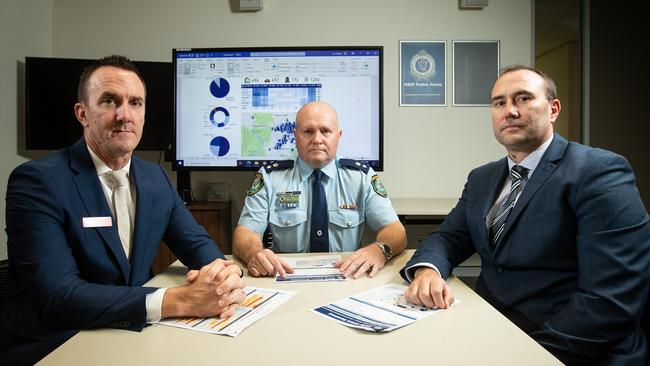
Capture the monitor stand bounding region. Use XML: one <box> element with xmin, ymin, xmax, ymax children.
<box><xmin>176</xmin><ymin>168</ymin><xmax>192</xmax><ymax>205</ymax></box>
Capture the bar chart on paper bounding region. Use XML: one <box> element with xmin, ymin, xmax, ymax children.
<box><xmin>156</xmin><ymin>287</ymin><xmax>295</xmax><ymax>337</ymax></box>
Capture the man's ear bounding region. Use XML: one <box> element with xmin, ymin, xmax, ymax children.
<box><xmin>74</xmin><ymin>102</ymin><xmax>87</xmax><ymax>127</ymax></box>
<box><xmin>549</xmin><ymin>99</ymin><xmax>561</xmax><ymax>122</ymax></box>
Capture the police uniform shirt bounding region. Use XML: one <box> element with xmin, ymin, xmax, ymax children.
<box><xmin>238</xmin><ymin>156</ymin><xmax>398</xmax><ymax>253</ymax></box>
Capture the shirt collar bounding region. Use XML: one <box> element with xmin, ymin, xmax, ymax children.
<box><xmin>87</xmin><ymin>145</ymin><xmax>131</xmax><ymax>177</ymax></box>
<box><xmin>297</xmin><ymin>156</ymin><xmax>337</xmax><ymax>183</ymax></box>
<box><xmin>507</xmin><ymin>134</ymin><xmax>554</xmax><ymax>177</ymax></box>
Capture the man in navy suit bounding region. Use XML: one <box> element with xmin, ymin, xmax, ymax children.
<box><xmin>401</xmin><ymin>66</ymin><xmax>649</xmax><ymax>365</ymax></box>
<box><xmin>1</xmin><ymin>55</ymin><xmax>246</xmax><ymax>364</ymax></box>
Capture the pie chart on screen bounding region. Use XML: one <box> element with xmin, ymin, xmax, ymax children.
<box><xmin>209</xmin><ymin>136</ymin><xmax>230</xmax><ymax>156</ymax></box>
<box><xmin>209</xmin><ymin>107</ymin><xmax>230</xmax><ymax>127</ymax></box>
<box><xmin>209</xmin><ymin>77</ymin><xmax>230</xmax><ymax>98</ymax></box>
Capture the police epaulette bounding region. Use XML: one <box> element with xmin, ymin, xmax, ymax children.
<box><xmin>338</xmin><ymin>159</ymin><xmax>370</xmax><ymax>173</ymax></box>
<box><xmin>263</xmin><ymin>160</ymin><xmax>294</xmax><ymax>173</ymax></box>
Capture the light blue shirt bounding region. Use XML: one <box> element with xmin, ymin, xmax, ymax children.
<box><xmin>238</xmin><ymin>156</ymin><xmax>399</xmax><ymax>253</ymax></box>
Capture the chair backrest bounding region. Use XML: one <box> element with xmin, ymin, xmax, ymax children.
<box><xmin>262</xmin><ymin>226</ymin><xmax>273</xmax><ymax>248</ymax></box>
<box><xmin>0</xmin><ymin>260</ymin><xmax>17</xmax><ymax>316</ymax></box>
<box><xmin>641</xmin><ymin>294</ymin><xmax>650</xmax><ymax>357</ymax></box>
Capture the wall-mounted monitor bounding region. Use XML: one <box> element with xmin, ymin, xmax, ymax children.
<box><xmin>25</xmin><ymin>57</ymin><xmax>172</xmax><ymax>151</ymax></box>
<box><xmin>172</xmin><ymin>46</ymin><xmax>383</xmax><ymax>171</ymax></box>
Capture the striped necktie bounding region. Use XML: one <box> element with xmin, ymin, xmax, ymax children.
<box><xmin>489</xmin><ymin>165</ymin><xmax>528</xmax><ymax>247</ymax></box>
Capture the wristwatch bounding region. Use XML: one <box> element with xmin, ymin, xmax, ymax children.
<box><xmin>375</xmin><ymin>242</ymin><xmax>393</xmax><ymax>261</ymax></box>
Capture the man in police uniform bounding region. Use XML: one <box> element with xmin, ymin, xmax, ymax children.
<box><xmin>233</xmin><ymin>101</ymin><xmax>406</xmax><ymax>279</ymax></box>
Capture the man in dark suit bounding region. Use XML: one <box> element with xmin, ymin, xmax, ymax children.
<box><xmin>1</xmin><ymin>55</ymin><xmax>246</xmax><ymax>364</ymax></box>
<box><xmin>401</xmin><ymin>65</ymin><xmax>650</xmax><ymax>365</ymax></box>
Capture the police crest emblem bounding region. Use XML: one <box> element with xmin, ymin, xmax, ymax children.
<box><xmin>246</xmin><ymin>172</ymin><xmax>264</xmax><ymax>196</ymax></box>
<box><xmin>371</xmin><ymin>175</ymin><xmax>388</xmax><ymax>198</ymax></box>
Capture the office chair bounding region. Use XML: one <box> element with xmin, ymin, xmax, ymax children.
<box><xmin>0</xmin><ymin>259</ymin><xmax>17</xmax><ymax>316</ymax></box>
<box><xmin>262</xmin><ymin>227</ymin><xmax>273</xmax><ymax>248</ymax></box>
<box><xmin>641</xmin><ymin>295</ymin><xmax>650</xmax><ymax>350</ymax></box>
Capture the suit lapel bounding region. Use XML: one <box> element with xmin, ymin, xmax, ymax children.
<box><xmin>69</xmin><ymin>139</ymin><xmax>131</xmax><ymax>282</ymax></box>
<box><xmin>481</xmin><ymin>159</ymin><xmax>510</xmax><ymax>246</ymax></box>
<box><xmin>129</xmin><ymin>158</ymin><xmax>154</xmax><ymax>284</ymax></box>
<box><xmin>494</xmin><ymin>134</ymin><xmax>568</xmax><ymax>252</ymax></box>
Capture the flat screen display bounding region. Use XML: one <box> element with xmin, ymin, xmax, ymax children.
<box><xmin>173</xmin><ymin>46</ymin><xmax>383</xmax><ymax>171</ymax></box>
<box><xmin>25</xmin><ymin>57</ymin><xmax>172</xmax><ymax>151</ymax></box>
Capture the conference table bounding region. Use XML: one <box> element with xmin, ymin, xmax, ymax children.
<box><xmin>38</xmin><ymin>250</ymin><xmax>561</xmax><ymax>365</ymax></box>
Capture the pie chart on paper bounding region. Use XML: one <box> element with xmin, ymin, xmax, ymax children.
<box><xmin>210</xmin><ymin>77</ymin><xmax>230</xmax><ymax>98</ymax></box>
<box><xmin>209</xmin><ymin>136</ymin><xmax>230</xmax><ymax>157</ymax></box>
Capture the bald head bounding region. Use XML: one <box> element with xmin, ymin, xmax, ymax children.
<box><xmin>296</xmin><ymin>101</ymin><xmax>339</xmax><ymax>130</ymax></box>
<box><xmin>294</xmin><ymin>101</ymin><xmax>342</xmax><ymax>168</ymax></box>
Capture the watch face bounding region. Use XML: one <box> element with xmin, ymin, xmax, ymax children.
<box><xmin>380</xmin><ymin>243</ymin><xmax>392</xmax><ymax>259</ymax></box>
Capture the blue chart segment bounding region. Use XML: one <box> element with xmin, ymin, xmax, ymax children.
<box><xmin>210</xmin><ymin>77</ymin><xmax>230</xmax><ymax>98</ymax></box>
<box><xmin>209</xmin><ymin>107</ymin><xmax>230</xmax><ymax>127</ymax></box>
<box><xmin>210</xmin><ymin>136</ymin><xmax>230</xmax><ymax>157</ymax></box>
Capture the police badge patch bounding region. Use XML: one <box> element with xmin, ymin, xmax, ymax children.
<box><xmin>371</xmin><ymin>175</ymin><xmax>388</xmax><ymax>198</ymax></box>
<box><xmin>246</xmin><ymin>172</ymin><xmax>264</xmax><ymax>196</ymax></box>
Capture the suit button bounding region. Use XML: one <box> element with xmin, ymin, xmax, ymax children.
<box><xmin>346</xmin><ymin>221</ymin><xmax>352</xmax><ymax>227</ymax></box>
<box><xmin>496</xmin><ymin>267</ymin><xmax>503</xmax><ymax>272</ymax></box>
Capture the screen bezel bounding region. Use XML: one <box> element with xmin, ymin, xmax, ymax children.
<box><xmin>24</xmin><ymin>56</ymin><xmax>173</xmax><ymax>151</ymax></box>
<box><xmin>171</xmin><ymin>46</ymin><xmax>384</xmax><ymax>172</ymax></box>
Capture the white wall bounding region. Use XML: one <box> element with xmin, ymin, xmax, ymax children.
<box><xmin>1</xmin><ymin>0</ymin><xmax>532</xmax><ymax>259</ymax></box>
<box><xmin>1</xmin><ymin>0</ymin><xmax>53</xmax><ymax>259</ymax></box>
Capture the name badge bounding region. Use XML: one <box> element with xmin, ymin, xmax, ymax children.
<box><xmin>277</xmin><ymin>191</ymin><xmax>301</xmax><ymax>208</ymax></box>
<box><xmin>82</xmin><ymin>216</ymin><xmax>113</xmax><ymax>228</ymax></box>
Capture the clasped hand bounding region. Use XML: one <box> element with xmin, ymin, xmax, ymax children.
<box><xmin>168</xmin><ymin>259</ymin><xmax>246</xmax><ymax>319</ymax></box>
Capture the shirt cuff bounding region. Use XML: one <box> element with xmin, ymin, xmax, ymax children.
<box><xmin>404</xmin><ymin>262</ymin><xmax>442</xmax><ymax>283</ymax></box>
<box><xmin>145</xmin><ymin>288</ymin><xmax>167</xmax><ymax>323</ymax></box>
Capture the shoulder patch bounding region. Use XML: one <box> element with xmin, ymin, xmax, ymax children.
<box><xmin>371</xmin><ymin>174</ymin><xmax>388</xmax><ymax>198</ymax></box>
<box><xmin>263</xmin><ymin>160</ymin><xmax>294</xmax><ymax>173</ymax></box>
<box><xmin>246</xmin><ymin>172</ymin><xmax>264</xmax><ymax>196</ymax></box>
<box><xmin>338</xmin><ymin>159</ymin><xmax>370</xmax><ymax>174</ymax></box>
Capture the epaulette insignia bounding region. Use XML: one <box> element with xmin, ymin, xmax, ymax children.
<box><xmin>263</xmin><ymin>160</ymin><xmax>294</xmax><ymax>173</ymax></box>
<box><xmin>338</xmin><ymin>159</ymin><xmax>370</xmax><ymax>174</ymax></box>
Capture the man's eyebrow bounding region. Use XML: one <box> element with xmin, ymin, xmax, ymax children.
<box><xmin>98</xmin><ymin>91</ymin><xmax>119</xmax><ymax>100</ymax></box>
<box><xmin>491</xmin><ymin>90</ymin><xmax>532</xmax><ymax>101</ymax></box>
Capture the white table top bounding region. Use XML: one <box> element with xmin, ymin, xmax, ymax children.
<box><xmin>391</xmin><ymin>198</ymin><xmax>458</xmax><ymax>216</ymax></box>
<box><xmin>38</xmin><ymin>250</ymin><xmax>560</xmax><ymax>366</ymax></box>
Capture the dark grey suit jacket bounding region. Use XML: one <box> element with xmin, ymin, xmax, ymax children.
<box><xmin>402</xmin><ymin>134</ymin><xmax>650</xmax><ymax>365</ymax></box>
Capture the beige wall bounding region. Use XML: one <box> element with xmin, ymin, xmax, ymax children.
<box><xmin>1</xmin><ymin>0</ymin><xmax>53</xmax><ymax>259</ymax></box>
<box><xmin>1</xmin><ymin>0</ymin><xmax>533</xmax><ymax>259</ymax></box>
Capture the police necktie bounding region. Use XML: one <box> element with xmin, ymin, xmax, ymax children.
<box><xmin>104</xmin><ymin>170</ymin><xmax>132</xmax><ymax>258</ymax></box>
<box><xmin>489</xmin><ymin>165</ymin><xmax>528</xmax><ymax>248</ymax></box>
<box><xmin>309</xmin><ymin>169</ymin><xmax>329</xmax><ymax>252</ymax></box>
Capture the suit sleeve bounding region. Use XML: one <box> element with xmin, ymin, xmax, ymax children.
<box><xmin>5</xmin><ymin>163</ymin><xmax>156</xmax><ymax>332</ymax></box>
<box><xmin>157</xmin><ymin>165</ymin><xmax>223</xmax><ymax>269</ymax></box>
<box><xmin>400</xmin><ymin>173</ymin><xmax>477</xmax><ymax>281</ymax></box>
<box><xmin>530</xmin><ymin>150</ymin><xmax>650</xmax><ymax>359</ymax></box>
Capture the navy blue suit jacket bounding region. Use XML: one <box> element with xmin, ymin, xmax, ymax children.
<box><xmin>402</xmin><ymin>134</ymin><xmax>650</xmax><ymax>365</ymax></box>
<box><xmin>1</xmin><ymin>139</ymin><xmax>222</xmax><ymax>363</ymax></box>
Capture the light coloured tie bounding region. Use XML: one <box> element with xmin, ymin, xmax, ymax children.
<box><xmin>104</xmin><ymin>170</ymin><xmax>131</xmax><ymax>258</ymax></box>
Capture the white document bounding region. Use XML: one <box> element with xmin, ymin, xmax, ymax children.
<box><xmin>155</xmin><ymin>287</ymin><xmax>295</xmax><ymax>337</ymax></box>
<box><xmin>312</xmin><ymin>283</ymin><xmax>454</xmax><ymax>332</ymax></box>
<box><xmin>275</xmin><ymin>255</ymin><xmax>345</xmax><ymax>283</ymax></box>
